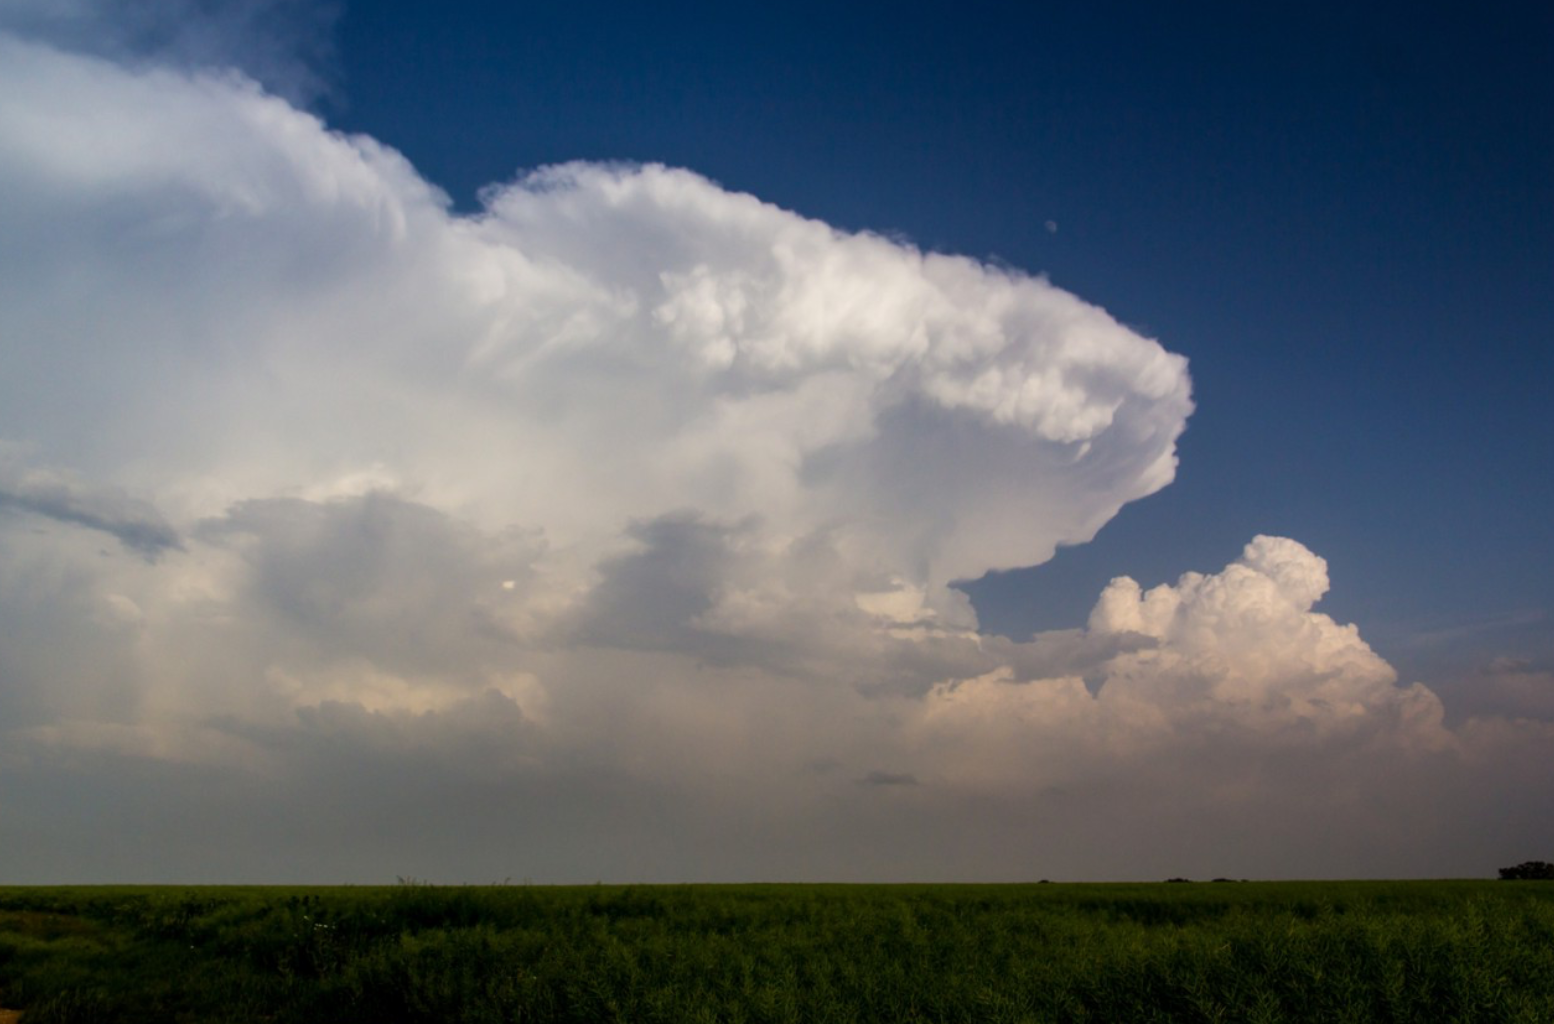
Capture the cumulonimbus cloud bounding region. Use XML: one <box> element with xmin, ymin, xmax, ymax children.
<box><xmin>1</xmin><ymin>27</ymin><xmax>1547</xmax><ymax>883</ymax></box>
<box><xmin>0</xmin><ymin>32</ymin><xmax>1191</xmax><ymax>597</ymax></box>
<box><xmin>0</xmin><ymin>28</ymin><xmax>1190</xmax><ymax>768</ymax></box>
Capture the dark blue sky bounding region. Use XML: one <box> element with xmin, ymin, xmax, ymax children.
<box><xmin>328</xmin><ymin>1</ymin><xmax>1553</xmax><ymax>694</ymax></box>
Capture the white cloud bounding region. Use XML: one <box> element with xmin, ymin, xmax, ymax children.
<box><xmin>914</xmin><ymin>537</ymin><xmax>1455</xmax><ymax>792</ymax></box>
<box><xmin>0</xmin><ymin>34</ymin><xmax>1191</xmax><ymax>595</ymax></box>
<box><xmin>0</xmin><ymin>32</ymin><xmax>1550</xmax><ymax>882</ymax></box>
<box><xmin>1084</xmin><ymin>535</ymin><xmax>1437</xmax><ymax>731</ymax></box>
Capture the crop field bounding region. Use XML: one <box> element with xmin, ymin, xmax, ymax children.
<box><xmin>1</xmin><ymin>880</ymin><xmax>1552</xmax><ymax>1023</ymax></box>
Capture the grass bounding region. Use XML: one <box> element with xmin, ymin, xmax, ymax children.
<box><xmin>1</xmin><ymin>880</ymin><xmax>1552</xmax><ymax>1022</ymax></box>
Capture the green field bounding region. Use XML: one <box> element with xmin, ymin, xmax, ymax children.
<box><xmin>1</xmin><ymin>880</ymin><xmax>1552</xmax><ymax>1023</ymax></box>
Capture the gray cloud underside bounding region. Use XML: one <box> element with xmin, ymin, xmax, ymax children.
<box><xmin>0</xmin><ymin>29</ymin><xmax>1550</xmax><ymax>881</ymax></box>
<box><xmin>0</xmin><ymin>456</ymin><xmax>180</xmax><ymax>558</ymax></box>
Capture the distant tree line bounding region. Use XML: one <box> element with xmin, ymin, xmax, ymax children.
<box><xmin>1498</xmin><ymin>861</ymin><xmax>1554</xmax><ymax>880</ymax></box>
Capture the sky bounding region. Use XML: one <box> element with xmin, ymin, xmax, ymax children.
<box><xmin>0</xmin><ymin>0</ymin><xmax>1551</xmax><ymax>883</ymax></box>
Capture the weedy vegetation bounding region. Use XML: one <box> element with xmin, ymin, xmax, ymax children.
<box><xmin>1</xmin><ymin>880</ymin><xmax>1552</xmax><ymax>1022</ymax></box>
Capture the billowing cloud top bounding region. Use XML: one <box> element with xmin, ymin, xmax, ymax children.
<box><xmin>1</xmin><ymin>27</ymin><xmax>1544</xmax><ymax>884</ymax></box>
<box><xmin>0</xmin><ymin>33</ymin><xmax>1192</xmax><ymax>596</ymax></box>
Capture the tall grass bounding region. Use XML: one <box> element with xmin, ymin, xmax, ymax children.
<box><xmin>1</xmin><ymin>881</ymin><xmax>1551</xmax><ymax>1022</ymax></box>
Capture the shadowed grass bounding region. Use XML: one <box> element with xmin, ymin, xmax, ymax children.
<box><xmin>1</xmin><ymin>881</ymin><xmax>1551</xmax><ymax>1022</ymax></box>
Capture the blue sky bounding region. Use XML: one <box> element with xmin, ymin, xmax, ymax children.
<box><xmin>0</xmin><ymin>0</ymin><xmax>1550</xmax><ymax>882</ymax></box>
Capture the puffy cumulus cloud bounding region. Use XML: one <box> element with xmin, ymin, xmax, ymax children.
<box><xmin>913</xmin><ymin>538</ymin><xmax>1455</xmax><ymax>791</ymax></box>
<box><xmin>2</xmin><ymin>34</ymin><xmax>1552</xmax><ymax>882</ymax></box>
<box><xmin>1083</xmin><ymin>536</ymin><xmax>1444</xmax><ymax>734</ymax></box>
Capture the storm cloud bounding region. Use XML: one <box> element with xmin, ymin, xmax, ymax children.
<box><xmin>1</xmin><ymin>24</ymin><xmax>1550</xmax><ymax>883</ymax></box>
